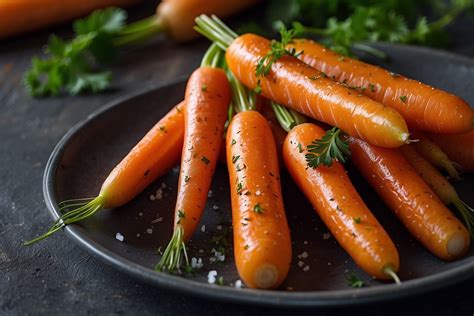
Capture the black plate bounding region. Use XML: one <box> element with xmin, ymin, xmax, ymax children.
<box><xmin>43</xmin><ymin>43</ymin><xmax>474</xmax><ymax>307</ymax></box>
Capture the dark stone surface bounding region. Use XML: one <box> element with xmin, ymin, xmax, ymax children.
<box><xmin>1</xmin><ymin>4</ymin><xmax>473</xmax><ymax>315</ymax></box>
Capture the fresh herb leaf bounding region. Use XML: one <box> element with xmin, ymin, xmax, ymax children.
<box><xmin>201</xmin><ymin>156</ymin><xmax>210</xmax><ymax>165</ymax></box>
<box><xmin>253</xmin><ymin>203</ymin><xmax>264</xmax><ymax>214</ymax></box>
<box><xmin>178</xmin><ymin>210</ymin><xmax>185</xmax><ymax>218</ymax></box>
<box><xmin>255</xmin><ymin>24</ymin><xmax>302</xmax><ymax>78</ymax></box>
<box><xmin>24</xmin><ymin>8</ymin><xmax>127</xmax><ymax>97</ymax></box>
<box><xmin>347</xmin><ymin>274</ymin><xmax>364</xmax><ymax>288</ymax></box>
<box><xmin>353</xmin><ymin>217</ymin><xmax>361</xmax><ymax>224</ymax></box>
<box><xmin>305</xmin><ymin>127</ymin><xmax>350</xmax><ymax>168</ymax></box>
<box><xmin>400</xmin><ymin>95</ymin><xmax>408</xmax><ymax>103</ymax></box>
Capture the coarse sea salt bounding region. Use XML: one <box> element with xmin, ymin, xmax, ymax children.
<box><xmin>115</xmin><ymin>233</ymin><xmax>124</xmax><ymax>242</ymax></box>
<box><xmin>207</xmin><ymin>270</ymin><xmax>217</xmax><ymax>284</ymax></box>
<box><xmin>234</xmin><ymin>280</ymin><xmax>243</xmax><ymax>288</ymax></box>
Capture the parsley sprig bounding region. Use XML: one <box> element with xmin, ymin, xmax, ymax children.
<box><xmin>255</xmin><ymin>25</ymin><xmax>302</xmax><ymax>78</ymax></box>
<box><xmin>24</xmin><ymin>8</ymin><xmax>164</xmax><ymax>97</ymax></box>
<box><xmin>305</xmin><ymin>127</ymin><xmax>350</xmax><ymax>168</ymax></box>
<box><xmin>347</xmin><ymin>273</ymin><xmax>364</xmax><ymax>288</ymax></box>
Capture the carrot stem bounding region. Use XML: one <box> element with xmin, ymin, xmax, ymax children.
<box><xmin>271</xmin><ymin>102</ymin><xmax>306</xmax><ymax>132</ymax></box>
<box><xmin>113</xmin><ymin>15</ymin><xmax>165</xmax><ymax>47</ymax></box>
<box><xmin>194</xmin><ymin>15</ymin><xmax>236</xmax><ymax>50</ymax></box>
<box><xmin>453</xmin><ymin>200</ymin><xmax>474</xmax><ymax>236</ymax></box>
<box><xmin>155</xmin><ymin>226</ymin><xmax>189</xmax><ymax>272</ymax></box>
<box><xmin>24</xmin><ymin>196</ymin><xmax>105</xmax><ymax>246</ymax></box>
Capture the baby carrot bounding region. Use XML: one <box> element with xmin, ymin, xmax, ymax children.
<box><xmin>224</xmin><ymin>70</ymin><xmax>291</xmax><ymax>289</ymax></box>
<box><xmin>0</xmin><ymin>0</ymin><xmax>140</xmax><ymax>39</ymax></box>
<box><xmin>227</xmin><ymin>111</ymin><xmax>292</xmax><ymax>289</ymax></box>
<box><xmin>281</xmin><ymin>119</ymin><xmax>399</xmax><ymax>280</ymax></box>
<box><xmin>400</xmin><ymin>145</ymin><xmax>474</xmax><ymax>235</ymax></box>
<box><xmin>288</xmin><ymin>39</ymin><xmax>473</xmax><ymax>134</ymax></box>
<box><xmin>349</xmin><ymin>138</ymin><xmax>470</xmax><ymax>260</ymax></box>
<box><xmin>194</xmin><ymin>15</ymin><xmax>409</xmax><ymax>148</ymax></box>
<box><xmin>24</xmin><ymin>102</ymin><xmax>185</xmax><ymax>245</ymax></box>
<box><xmin>156</xmin><ymin>47</ymin><xmax>231</xmax><ymax>272</ymax></box>
<box><xmin>429</xmin><ymin>131</ymin><xmax>474</xmax><ymax>173</ymax></box>
<box><xmin>411</xmin><ymin>131</ymin><xmax>462</xmax><ymax>180</ymax></box>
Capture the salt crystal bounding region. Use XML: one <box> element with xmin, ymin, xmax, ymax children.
<box><xmin>216</xmin><ymin>225</ymin><xmax>222</xmax><ymax>230</ymax></box>
<box><xmin>297</xmin><ymin>261</ymin><xmax>304</xmax><ymax>268</ymax></box>
<box><xmin>147</xmin><ymin>228</ymin><xmax>153</xmax><ymax>234</ymax></box>
<box><xmin>234</xmin><ymin>280</ymin><xmax>243</xmax><ymax>288</ymax></box>
<box><xmin>138</xmin><ymin>212</ymin><xmax>143</xmax><ymax>217</ymax></box>
<box><xmin>201</xmin><ymin>225</ymin><xmax>206</xmax><ymax>232</ymax></box>
<box><xmin>303</xmin><ymin>265</ymin><xmax>310</xmax><ymax>272</ymax></box>
<box><xmin>300</xmin><ymin>251</ymin><xmax>308</xmax><ymax>259</ymax></box>
<box><xmin>207</xmin><ymin>270</ymin><xmax>217</xmax><ymax>283</ymax></box>
<box><xmin>255</xmin><ymin>190</ymin><xmax>261</xmax><ymax>196</ymax></box>
<box><xmin>208</xmin><ymin>190</ymin><xmax>213</xmax><ymax>198</ymax></box>
<box><xmin>115</xmin><ymin>233</ymin><xmax>124</xmax><ymax>242</ymax></box>
<box><xmin>212</xmin><ymin>205</ymin><xmax>219</xmax><ymax>210</ymax></box>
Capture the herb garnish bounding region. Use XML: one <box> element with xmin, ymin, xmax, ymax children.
<box><xmin>347</xmin><ymin>274</ymin><xmax>364</xmax><ymax>288</ymax></box>
<box><xmin>253</xmin><ymin>203</ymin><xmax>264</xmax><ymax>214</ymax></box>
<box><xmin>400</xmin><ymin>95</ymin><xmax>408</xmax><ymax>103</ymax></box>
<box><xmin>353</xmin><ymin>217</ymin><xmax>361</xmax><ymax>224</ymax></box>
<box><xmin>305</xmin><ymin>127</ymin><xmax>350</xmax><ymax>168</ymax></box>
<box><xmin>201</xmin><ymin>156</ymin><xmax>210</xmax><ymax>165</ymax></box>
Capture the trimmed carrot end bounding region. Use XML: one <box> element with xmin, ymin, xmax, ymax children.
<box><xmin>447</xmin><ymin>232</ymin><xmax>470</xmax><ymax>258</ymax></box>
<box><xmin>253</xmin><ymin>264</ymin><xmax>280</xmax><ymax>289</ymax></box>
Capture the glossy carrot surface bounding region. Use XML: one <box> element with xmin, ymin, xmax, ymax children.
<box><xmin>226</xmin><ymin>33</ymin><xmax>409</xmax><ymax>148</ymax></box>
<box><xmin>101</xmin><ymin>102</ymin><xmax>184</xmax><ymax>208</ymax></box>
<box><xmin>289</xmin><ymin>39</ymin><xmax>473</xmax><ymax>134</ymax></box>
<box><xmin>349</xmin><ymin>138</ymin><xmax>470</xmax><ymax>260</ymax></box>
<box><xmin>174</xmin><ymin>66</ymin><xmax>230</xmax><ymax>241</ymax></box>
<box><xmin>284</xmin><ymin>123</ymin><xmax>399</xmax><ymax>279</ymax></box>
<box><xmin>227</xmin><ymin>110</ymin><xmax>291</xmax><ymax>289</ymax></box>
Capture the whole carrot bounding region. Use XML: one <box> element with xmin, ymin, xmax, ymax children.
<box><xmin>349</xmin><ymin>138</ymin><xmax>470</xmax><ymax>260</ymax></box>
<box><xmin>224</xmin><ymin>70</ymin><xmax>291</xmax><ymax>289</ymax></box>
<box><xmin>275</xmin><ymin>103</ymin><xmax>400</xmax><ymax>280</ymax></box>
<box><xmin>400</xmin><ymin>145</ymin><xmax>474</xmax><ymax>235</ymax></box>
<box><xmin>429</xmin><ymin>131</ymin><xmax>474</xmax><ymax>173</ymax></box>
<box><xmin>194</xmin><ymin>15</ymin><xmax>409</xmax><ymax>148</ymax></box>
<box><xmin>0</xmin><ymin>0</ymin><xmax>140</xmax><ymax>39</ymax></box>
<box><xmin>156</xmin><ymin>47</ymin><xmax>231</xmax><ymax>272</ymax></box>
<box><xmin>288</xmin><ymin>39</ymin><xmax>473</xmax><ymax>134</ymax></box>
<box><xmin>411</xmin><ymin>131</ymin><xmax>462</xmax><ymax>180</ymax></box>
<box><xmin>25</xmin><ymin>102</ymin><xmax>185</xmax><ymax>245</ymax></box>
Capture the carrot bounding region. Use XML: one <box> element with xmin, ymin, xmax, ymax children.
<box><xmin>0</xmin><ymin>0</ymin><xmax>260</xmax><ymax>40</ymax></box>
<box><xmin>288</xmin><ymin>39</ymin><xmax>474</xmax><ymax>134</ymax></box>
<box><xmin>195</xmin><ymin>15</ymin><xmax>409</xmax><ymax>148</ymax></box>
<box><xmin>400</xmin><ymin>145</ymin><xmax>474</xmax><ymax>235</ymax></box>
<box><xmin>24</xmin><ymin>102</ymin><xmax>185</xmax><ymax>245</ymax></box>
<box><xmin>349</xmin><ymin>138</ymin><xmax>471</xmax><ymax>260</ymax></box>
<box><xmin>273</xmin><ymin>102</ymin><xmax>400</xmax><ymax>280</ymax></box>
<box><xmin>429</xmin><ymin>131</ymin><xmax>474</xmax><ymax>173</ymax></box>
<box><xmin>224</xmin><ymin>68</ymin><xmax>291</xmax><ymax>289</ymax></box>
<box><xmin>0</xmin><ymin>0</ymin><xmax>140</xmax><ymax>39</ymax></box>
<box><xmin>156</xmin><ymin>48</ymin><xmax>231</xmax><ymax>272</ymax></box>
<box><xmin>227</xmin><ymin>111</ymin><xmax>291</xmax><ymax>288</ymax></box>
<box><xmin>156</xmin><ymin>0</ymin><xmax>260</xmax><ymax>42</ymax></box>
<box><xmin>411</xmin><ymin>131</ymin><xmax>462</xmax><ymax>180</ymax></box>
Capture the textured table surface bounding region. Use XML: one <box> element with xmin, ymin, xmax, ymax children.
<box><xmin>1</xmin><ymin>4</ymin><xmax>473</xmax><ymax>315</ymax></box>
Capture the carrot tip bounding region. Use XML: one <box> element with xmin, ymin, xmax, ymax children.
<box><xmin>383</xmin><ymin>265</ymin><xmax>401</xmax><ymax>285</ymax></box>
<box><xmin>253</xmin><ymin>264</ymin><xmax>280</xmax><ymax>289</ymax></box>
<box><xmin>447</xmin><ymin>233</ymin><xmax>467</xmax><ymax>257</ymax></box>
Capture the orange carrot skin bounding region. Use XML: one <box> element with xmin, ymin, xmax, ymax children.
<box><xmin>283</xmin><ymin>123</ymin><xmax>399</xmax><ymax>279</ymax></box>
<box><xmin>175</xmin><ymin>67</ymin><xmax>230</xmax><ymax>241</ymax></box>
<box><xmin>227</xmin><ymin>111</ymin><xmax>291</xmax><ymax>289</ymax></box>
<box><xmin>157</xmin><ymin>0</ymin><xmax>260</xmax><ymax>42</ymax></box>
<box><xmin>430</xmin><ymin>131</ymin><xmax>474</xmax><ymax>173</ymax></box>
<box><xmin>100</xmin><ymin>102</ymin><xmax>184</xmax><ymax>208</ymax></box>
<box><xmin>0</xmin><ymin>0</ymin><xmax>140</xmax><ymax>39</ymax></box>
<box><xmin>226</xmin><ymin>34</ymin><xmax>409</xmax><ymax>148</ymax></box>
<box><xmin>289</xmin><ymin>39</ymin><xmax>473</xmax><ymax>134</ymax></box>
<box><xmin>349</xmin><ymin>138</ymin><xmax>470</xmax><ymax>260</ymax></box>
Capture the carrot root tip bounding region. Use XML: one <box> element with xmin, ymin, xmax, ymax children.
<box><xmin>155</xmin><ymin>225</ymin><xmax>190</xmax><ymax>273</ymax></box>
<box><xmin>23</xmin><ymin>195</ymin><xmax>105</xmax><ymax>246</ymax></box>
<box><xmin>383</xmin><ymin>265</ymin><xmax>401</xmax><ymax>285</ymax></box>
<box><xmin>253</xmin><ymin>264</ymin><xmax>280</xmax><ymax>289</ymax></box>
<box><xmin>447</xmin><ymin>232</ymin><xmax>467</xmax><ymax>257</ymax></box>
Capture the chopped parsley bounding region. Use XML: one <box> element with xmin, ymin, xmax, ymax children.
<box><xmin>201</xmin><ymin>156</ymin><xmax>210</xmax><ymax>165</ymax></box>
<box><xmin>353</xmin><ymin>217</ymin><xmax>361</xmax><ymax>224</ymax></box>
<box><xmin>253</xmin><ymin>203</ymin><xmax>264</xmax><ymax>214</ymax></box>
<box><xmin>347</xmin><ymin>274</ymin><xmax>364</xmax><ymax>288</ymax></box>
<box><xmin>400</xmin><ymin>95</ymin><xmax>408</xmax><ymax>103</ymax></box>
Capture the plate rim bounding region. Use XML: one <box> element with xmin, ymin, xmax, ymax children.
<box><xmin>42</xmin><ymin>45</ymin><xmax>474</xmax><ymax>307</ymax></box>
